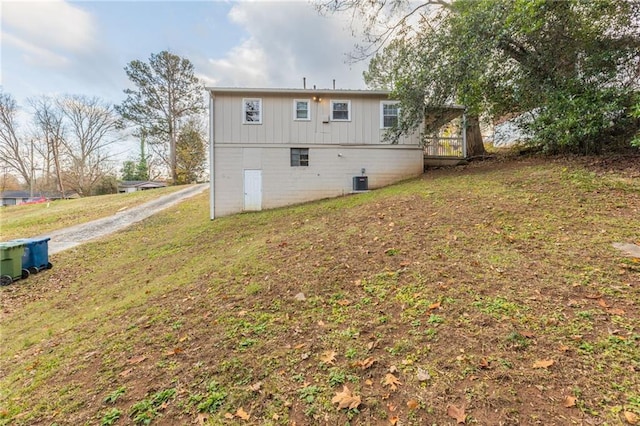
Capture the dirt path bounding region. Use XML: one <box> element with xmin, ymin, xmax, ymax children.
<box><xmin>41</xmin><ymin>183</ymin><xmax>208</xmax><ymax>255</ymax></box>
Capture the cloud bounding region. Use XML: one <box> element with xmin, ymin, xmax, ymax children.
<box><xmin>1</xmin><ymin>0</ymin><xmax>97</xmax><ymax>67</ymax></box>
<box><xmin>201</xmin><ymin>1</ymin><xmax>369</xmax><ymax>89</ymax></box>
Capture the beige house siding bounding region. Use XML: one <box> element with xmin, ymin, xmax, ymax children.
<box><xmin>213</xmin><ymin>92</ymin><xmax>420</xmax><ymax>146</ymax></box>
<box><xmin>213</xmin><ymin>144</ymin><xmax>423</xmax><ymax>217</ymax></box>
<box><xmin>209</xmin><ymin>88</ymin><xmax>424</xmax><ymax>218</ymax></box>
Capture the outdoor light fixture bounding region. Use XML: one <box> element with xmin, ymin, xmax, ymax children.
<box><xmin>313</xmin><ymin>96</ymin><xmax>322</xmax><ymax>102</ymax></box>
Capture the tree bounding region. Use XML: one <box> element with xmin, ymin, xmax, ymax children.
<box><xmin>0</xmin><ymin>91</ymin><xmax>33</xmax><ymax>186</ymax></box>
<box><xmin>57</xmin><ymin>95</ymin><xmax>121</xmax><ymax>196</ymax></box>
<box><xmin>120</xmin><ymin>133</ymin><xmax>150</xmax><ymax>181</ymax></box>
<box><xmin>175</xmin><ymin>118</ymin><xmax>206</xmax><ymax>184</ymax></box>
<box><xmin>30</xmin><ymin>95</ymin><xmax>67</xmax><ymax>195</ymax></box>
<box><xmin>116</xmin><ymin>51</ymin><xmax>205</xmax><ymax>184</ymax></box>
<box><xmin>323</xmin><ymin>0</ymin><xmax>640</xmax><ymax>154</ymax></box>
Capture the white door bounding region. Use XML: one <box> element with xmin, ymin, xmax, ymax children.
<box><xmin>243</xmin><ymin>169</ymin><xmax>262</xmax><ymax>211</ymax></box>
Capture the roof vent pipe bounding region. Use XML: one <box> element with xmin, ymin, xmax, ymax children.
<box><xmin>313</xmin><ymin>84</ymin><xmax>316</xmax><ymax>90</ymax></box>
<box><xmin>303</xmin><ymin>77</ymin><xmax>306</xmax><ymax>89</ymax></box>
<box><xmin>333</xmin><ymin>79</ymin><xmax>336</xmax><ymax>90</ymax></box>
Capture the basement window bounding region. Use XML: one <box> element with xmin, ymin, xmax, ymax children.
<box><xmin>243</xmin><ymin>98</ymin><xmax>262</xmax><ymax>124</ymax></box>
<box><xmin>290</xmin><ymin>148</ymin><xmax>309</xmax><ymax>166</ymax></box>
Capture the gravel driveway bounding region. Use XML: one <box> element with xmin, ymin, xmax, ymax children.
<box><xmin>41</xmin><ymin>183</ymin><xmax>208</xmax><ymax>255</ymax></box>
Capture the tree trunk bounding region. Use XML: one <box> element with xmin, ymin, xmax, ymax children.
<box><xmin>465</xmin><ymin>115</ymin><xmax>486</xmax><ymax>157</ymax></box>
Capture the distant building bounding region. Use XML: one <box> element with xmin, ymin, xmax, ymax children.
<box><xmin>0</xmin><ymin>190</ymin><xmax>77</xmax><ymax>206</ymax></box>
<box><xmin>118</xmin><ymin>181</ymin><xmax>168</xmax><ymax>194</ymax></box>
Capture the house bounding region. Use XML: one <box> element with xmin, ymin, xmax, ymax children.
<box><xmin>207</xmin><ymin>87</ymin><xmax>438</xmax><ymax>218</ymax></box>
<box><xmin>117</xmin><ymin>181</ymin><xmax>167</xmax><ymax>193</ymax></box>
<box><xmin>0</xmin><ymin>190</ymin><xmax>77</xmax><ymax>206</ymax></box>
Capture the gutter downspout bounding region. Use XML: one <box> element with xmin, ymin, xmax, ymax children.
<box><xmin>209</xmin><ymin>91</ymin><xmax>215</xmax><ymax>220</ymax></box>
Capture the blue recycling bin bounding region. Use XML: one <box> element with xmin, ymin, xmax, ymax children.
<box><xmin>13</xmin><ymin>237</ymin><xmax>52</xmax><ymax>274</ymax></box>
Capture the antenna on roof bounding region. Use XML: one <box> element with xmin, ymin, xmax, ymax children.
<box><xmin>333</xmin><ymin>79</ymin><xmax>336</xmax><ymax>90</ymax></box>
<box><xmin>303</xmin><ymin>77</ymin><xmax>306</xmax><ymax>89</ymax></box>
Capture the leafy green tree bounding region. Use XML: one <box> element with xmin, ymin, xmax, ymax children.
<box><xmin>120</xmin><ymin>134</ymin><xmax>150</xmax><ymax>181</ymax></box>
<box><xmin>326</xmin><ymin>0</ymin><xmax>640</xmax><ymax>154</ymax></box>
<box><xmin>116</xmin><ymin>51</ymin><xmax>204</xmax><ymax>184</ymax></box>
<box><xmin>175</xmin><ymin>119</ymin><xmax>206</xmax><ymax>184</ymax></box>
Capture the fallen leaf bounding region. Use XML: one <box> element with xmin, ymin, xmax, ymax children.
<box><xmin>294</xmin><ymin>343</ymin><xmax>306</xmax><ymax>350</ymax></box>
<box><xmin>382</xmin><ymin>373</ymin><xmax>402</xmax><ymax>391</ymax></box>
<box><xmin>607</xmin><ymin>308</ymin><xmax>625</xmax><ymax>315</ymax></box>
<box><xmin>532</xmin><ymin>359</ymin><xmax>555</xmax><ymax>369</ymax></box>
<box><xmin>127</xmin><ymin>355</ymin><xmax>147</xmax><ymax>365</ymax></box>
<box><xmin>598</xmin><ymin>299</ymin><xmax>610</xmax><ymax>308</ymax></box>
<box><xmin>563</xmin><ymin>396</ymin><xmax>577</xmax><ymax>408</ymax></box>
<box><xmin>388</xmin><ymin>416</ymin><xmax>399</xmax><ymax>425</ymax></box>
<box><xmin>196</xmin><ymin>412</ymin><xmax>209</xmax><ymax>425</ymax></box>
<box><xmin>337</xmin><ymin>299</ymin><xmax>351</xmax><ymax>306</ymax></box>
<box><xmin>224</xmin><ymin>413</ymin><xmax>234</xmax><ymax>419</ymax></box>
<box><xmin>235</xmin><ymin>407</ymin><xmax>250</xmax><ymax>420</ymax></box>
<box><xmin>249</xmin><ymin>382</ymin><xmax>262</xmax><ymax>392</ymax></box>
<box><xmin>165</xmin><ymin>347</ymin><xmax>183</xmax><ymax>356</ymax></box>
<box><xmin>416</xmin><ymin>367</ymin><xmax>431</xmax><ymax>382</ymax></box>
<box><xmin>520</xmin><ymin>330</ymin><xmax>535</xmax><ymax>338</ymax></box>
<box><xmin>387</xmin><ymin>403</ymin><xmax>397</xmax><ymax>412</ymax></box>
<box><xmin>399</xmin><ymin>260</ymin><xmax>411</xmax><ymax>267</ymax></box>
<box><xmin>331</xmin><ymin>385</ymin><xmax>361</xmax><ymax>410</ymax></box>
<box><xmin>320</xmin><ymin>350</ymin><xmax>337</xmax><ymax>365</ymax></box>
<box><xmin>407</xmin><ymin>399</ymin><xmax>419</xmax><ymax>410</ymax></box>
<box><xmin>428</xmin><ymin>301</ymin><xmax>441</xmax><ymax>310</ymax></box>
<box><xmin>585</xmin><ymin>293</ymin><xmax>603</xmax><ymax>299</ymax></box>
<box><xmin>355</xmin><ymin>357</ymin><xmax>375</xmax><ymax>369</ymax></box>
<box><xmin>624</xmin><ymin>411</ymin><xmax>639</xmax><ymax>424</ymax></box>
<box><xmin>447</xmin><ymin>404</ymin><xmax>466</xmax><ymax>424</ymax></box>
<box><xmin>559</xmin><ymin>345</ymin><xmax>570</xmax><ymax>352</ymax></box>
<box><xmin>119</xmin><ymin>368</ymin><xmax>133</xmax><ymax>377</ymax></box>
<box><xmin>478</xmin><ymin>358</ymin><xmax>491</xmax><ymax>369</ymax></box>
<box><xmin>389</xmin><ymin>365</ymin><xmax>398</xmax><ymax>373</ymax></box>
<box><xmin>365</xmin><ymin>379</ymin><xmax>373</xmax><ymax>386</ymax></box>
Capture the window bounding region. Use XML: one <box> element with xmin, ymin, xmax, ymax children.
<box><xmin>243</xmin><ymin>98</ymin><xmax>262</xmax><ymax>124</ymax></box>
<box><xmin>331</xmin><ymin>100</ymin><xmax>351</xmax><ymax>121</ymax></box>
<box><xmin>293</xmin><ymin>100</ymin><xmax>310</xmax><ymax>121</ymax></box>
<box><xmin>290</xmin><ymin>148</ymin><xmax>309</xmax><ymax>166</ymax></box>
<box><xmin>381</xmin><ymin>101</ymin><xmax>400</xmax><ymax>128</ymax></box>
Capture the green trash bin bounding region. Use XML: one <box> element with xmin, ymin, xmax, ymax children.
<box><xmin>0</xmin><ymin>241</ymin><xmax>29</xmax><ymax>285</ymax></box>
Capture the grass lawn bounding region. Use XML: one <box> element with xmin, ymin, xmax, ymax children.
<box><xmin>0</xmin><ymin>155</ymin><xmax>639</xmax><ymax>425</ymax></box>
<box><xmin>0</xmin><ymin>185</ymin><xmax>189</xmax><ymax>241</ymax></box>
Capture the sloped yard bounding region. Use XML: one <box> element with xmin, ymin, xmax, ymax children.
<box><xmin>1</xmin><ymin>154</ymin><xmax>639</xmax><ymax>425</ymax></box>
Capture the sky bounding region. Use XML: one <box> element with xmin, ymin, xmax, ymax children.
<box><xmin>1</xmin><ymin>0</ymin><xmax>373</xmax><ymax>158</ymax></box>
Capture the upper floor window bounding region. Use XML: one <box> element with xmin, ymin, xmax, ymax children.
<box><xmin>293</xmin><ymin>99</ymin><xmax>310</xmax><ymax>121</ymax></box>
<box><xmin>243</xmin><ymin>98</ymin><xmax>262</xmax><ymax>124</ymax></box>
<box><xmin>331</xmin><ymin>100</ymin><xmax>351</xmax><ymax>121</ymax></box>
<box><xmin>381</xmin><ymin>101</ymin><xmax>400</xmax><ymax>128</ymax></box>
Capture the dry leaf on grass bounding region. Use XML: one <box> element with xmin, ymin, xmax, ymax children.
<box><xmin>196</xmin><ymin>412</ymin><xmax>209</xmax><ymax>425</ymax></box>
<box><xmin>382</xmin><ymin>373</ymin><xmax>402</xmax><ymax>391</ymax></box>
<box><xmin>320</xmin><ymin>350</ymin><xmax>337</xmax><ymax>365</ymax></box>
<box><xmin>607</xmin><ymin>308</ymin><xmax>625</xmax><ymax>315</ymax></box>
<box><xmin>447</xmin><ymin>404</ymin><xmax>466</xmax><ymax>424</ymax></box>
<box><xmin>235</xmin><ymin>407</ymin><xmax>250</xmax><ymax>420</ymax></box>
<box><xmin>331</xmin><ymin>385</ymin><xmax>361</xmax><ymax>410</ymax></box>
<box><xmin>428</xmin><ymin>301</ymin><xmax>441</xmax><ymax>310</ymax></box>
<box><xmin>407</xmin><ymin>399</ymin><xmax>419</xmax><ymax>410</ymax></box>
<box><xmin>355</xmin><ymin>357</ymin><xmax>375</xmax><ymax>369</ymax></box>
<box><xmin>563</xmin><ymin>396</ymin><xmax>577</xmax><ymax>408</ymax></box>
<box><xmin>532</xmin><ymin>359</ymin><xmax>555</xmax><ymax>369</ymax></box>
<box><xmin>127</xmin><ymin>355</ymin><xmax>146</xmax><ymax>365</ymax></box>
<box><xmin>389</xmin><ymin>415</ymin><xmax>399</xmax><ymax>425</ymax></box>
<box><xmin>224</xmin><ymin>413</ymin><xmax>234</xmax><ymax>419</ymax></box>
<box><xmin>625</xmin><ymin>411</ymin><xmax>639</xmax><ymax>425</ymax></box>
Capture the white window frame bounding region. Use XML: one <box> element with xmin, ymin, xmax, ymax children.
<box><xmin>380</xmin><ymin>101</ymin><xmax>400</xmax><ymax>129</ymax></box>
<box><xmin>242</xmin><ymin>98</ymin><xmax>262</xmax><ymax>124</ymax></box>
<box><xmin>330</xmin><ymin>100</ymin><xmax>351</xmax><ymax>122</ymax></box>
<box><xmin>293</xmin><ymin>99</ymin><xmax>311</xmax><ymax>121</ymax></box>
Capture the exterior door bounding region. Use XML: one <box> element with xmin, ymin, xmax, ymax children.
<box><xmin>243</xmin><ymin>169</ymin><xmax>262</xmax><ymax>211</ymax></box>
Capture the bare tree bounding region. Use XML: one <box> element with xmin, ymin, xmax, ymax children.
<box><xmin>0</xmin><ymin>91</ymin><xmax>32</xmax><ymax>186</ymax></box>
<box><xmin>29</xmin><ymin>95</ymin><xmax>67</xmax><ymax>195</ymax></box>
<box><xmin>57</xmin><ymin>95</ymin><xmax>121</xmax><ymax>196</ymax></box>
